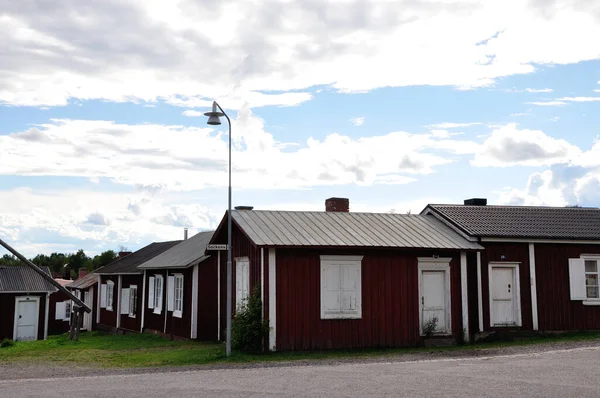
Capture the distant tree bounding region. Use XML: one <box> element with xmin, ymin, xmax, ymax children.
<box><xmin>567</xmin><ymin>204</ymin><xmax>582</xmax><ymax>208</ymax></box>
<box><xmin>0</xmin><ymin>254</ymin><xmax>21</xmax><ymax>266</ymax></box>
<box><xmin>67</xmin><ymin>249</ymin><xmax>89</xmax><ymax>274</ymax></box>
<box><xmin>92</xmin><ymin>250</ymin><xmax>118</xmax><ymax>270</ymax></box>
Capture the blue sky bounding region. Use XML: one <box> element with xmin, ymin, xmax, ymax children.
<box><xmin>1</xmin><ymin>0</ymin><xmax>600</xmax><ymax>257</ymax></box>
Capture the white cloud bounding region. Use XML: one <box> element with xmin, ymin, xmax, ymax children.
<box><xmin>350</xmin><ymin>117</ymin><xmax>365</xmax><ymax>126</ymax></box>
<box><xmin>182</xmin><ymin>110</ymin><xmax>205</xmax><ymax>117</ymax></box>
<box><xmin>2</xmin><ymin>1</ymin><xmax>600</xmax><ymax>106</ymax></box>
<box><xmin>526</xmin><ymin>101</ymin><xmax>567</xmax><ymax>106</ymax></box>
<box><xmin>557</xmin><ymin>96</ymin><xmax>600</xmax><ymax>102</ymax></box>
<box><xmin>427</xmin><ymin>122</ymin><xmax>481</xmax><ymax>129</ymax></box>
<box><xmin>0</xmin><ymin>112</ymin><xmax>479</xmax><ymax>191</ymax></box>
<box><xmin>524</xmin><ymin>88</ymin><xmax>553</xmax><ymax>93</ymax></box>
<box><xmin>472</xmin><ymin>123</ymin><xmax>581</xmax><ymax>167</ymax></box>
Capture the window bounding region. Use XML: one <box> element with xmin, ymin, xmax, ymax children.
<box><xmin>174</xmin><ymin>275</ymin><xmax>184</xmax><ymax>318</ymax></box>
<box><xmin>55</xmin><ymin>301</ymin><xmax>71</xmax><ymax>321</ymax></box>
<box><xmin>569</xmin><ymin>256</ymin><xmax>600</xmax><ymax>304</ymax></box>
<box><xmin>236</xmin><ymin>258</ymin><xmax>250</xmax><ymax>307</ymax></box>
<box><xmin>585</xmin><ymin>260</ymin><xmax>599</xmax><ymax>299</ymax></box>
<box><xmin>320</xmin><ymin>255</ymin><xmax>363</xmax><ymax>319</ymax></box>
<box><xmin>153</xmin><ymin>275</ymin><xmax>163</xmax><ymax>314</ymax></box>
<box><xmin>129</xmin><ymin>285</ymin><xmax>138</xmax><ymax>318</ymax></box>
<box><xmin>65</xmin><ymin>301</ymin><xmax>71</xmax><ymax>321</ymax></box>
<box><xmin>106</xmin><ymin>280</ymin><xmax>114</xmax><ymax>311</ymax></box>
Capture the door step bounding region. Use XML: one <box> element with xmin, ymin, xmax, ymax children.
<box><xmin>423</xmin><ymin>336</ymin><xmax>456</xmax><ymax>347</ymax></box>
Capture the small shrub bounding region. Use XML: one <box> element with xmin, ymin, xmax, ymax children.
<box><xmin>231</xmin><ymin>285</ymin><xmax>270</xmax><ymax>353</ymax></box>
<box><xmin>423</xmin><ymin>316</ymin><xmax>439</xmax><ymax>337</ymax></box>
<box><xmin>1</xmin><ymin>338</ymin><xmax>15</xmax><ymax>348</ymax></box>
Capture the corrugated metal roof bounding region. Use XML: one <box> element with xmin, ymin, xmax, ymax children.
<box><xmin>230</xmin><ymin>210</ymin><xmax>482</xmax><ymax>250</ymax></box>
<box><xmin>95</xmin><ymin>241</ymin><xmax>181</xmax><ymax>274</ymax></box>
<box><xmin>67</xmin><ymin>272</ymin><xmax>97</xmax><ymax>290</ymax></box>
<box><xmin>0</xmin><ymin>266</ymin><xmax>57</xmax><ymax>293</ymax></box>
<box><xmin>427</xmin><ymin>204</ymin><xmax>600</xmax><ymax>239</ymax></box>
<box><xmin>138</xmin><ymin>230</ymin><xmax>215</xmax><ymax>269</ymax></box>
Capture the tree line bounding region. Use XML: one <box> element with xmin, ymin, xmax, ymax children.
<box><xmin>0</xmin><ymin>248</ymin><xmax>124</xmax><ymax>278</ymax></box>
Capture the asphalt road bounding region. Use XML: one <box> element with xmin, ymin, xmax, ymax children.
<box><xmin>3</xmin><ymin>346</ymin><xmax>600</xmax><ymax>397</ymax></box>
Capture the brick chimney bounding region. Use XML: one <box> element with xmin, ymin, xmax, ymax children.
<box><xmin>325</xmin><ymin>197</ymin><xmax>350</xmax><ymax>213</ymax></box>
<box><xmin>118</xmin><ymin>251</ymin><xmax>132</xmax><ymax>258</ymax></box>
<box><xmin>78</xmin><ymin>269</ymin><xmax>89</xmax><ymax>279</ymax></box>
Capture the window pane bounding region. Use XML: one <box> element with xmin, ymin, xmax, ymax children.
<box><xmin>586</xmin><ymin>274</ymin><xmax>598</xmax><ymax>287</ymax></box>
<box><xmin>587</xmin><ymin>286</ymin><xmax>599</xmax><ymax>299</ymax></box>
<box><xmin>585</xmin><ymin>260</ymin><xmax>598</xmax><ymax>273</ymax></box>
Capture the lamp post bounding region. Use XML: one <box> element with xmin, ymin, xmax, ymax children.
<box><xmin>204</xmin><ymin>101</ymin><xmax>233</xmax><ymax>357</ymax></box>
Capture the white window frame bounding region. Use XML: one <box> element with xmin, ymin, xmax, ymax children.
<box><xmin>488</xmin><ymin>262</ymin><xmax>522</xmax><ymax>327</ymax></box>
<box><xmin>320</xmin><ymin>255</ymin><xmax>363</xmax><ymax>320</ymax></box>
<box><xmin>129</xmin><ymin>285</ymin><xmax>138</xmax><ymax>318</ymax></box>
<box><xmin>417</xmin><ymin>257</ymin><xmax>452</xmax><ymax>336</ymax></box>
<box><xmin>106</xmin><ymin>280</ymin><xmax>115</xmax><ymax>311</ymax></box>
<box><xmin>235</xmin><ymin>257</ymin><xmax>250</xmax><ymax>307</ymax></box>
<box><xmin>153</xmin><ymin>274</ymin><xmax>163</xmax><ymax>314</ymax></box>
<box><xmin>582</xmin><ymin>255</ymin><xmax>600</xmax><ymax>305</ymax></box>
<box><xmin>173</xmin><ymin>274</ymin><xmax>184</xmax><ymax>318</ymax></box>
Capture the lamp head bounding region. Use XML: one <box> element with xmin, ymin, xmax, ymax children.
<box><xmin>204</xmin><ymin>101</ymin><xmax>225</xmax><ymax>125</ymax></box>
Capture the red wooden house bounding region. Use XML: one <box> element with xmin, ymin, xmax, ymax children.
<box><xmin>209</xmin><ymin>198</ymin><xmax>482</xmax><ymax>351</ymax></box>
<box><xmin>95</xmin><ymin>242</ymin><xmax>180</xmax><ymax>334</ymax></box>
<box><xmin>422</xmin><ymin>199</ymin><xmax>600</xmax><ymax>339</ymax></box>
<box><xmin>66</xmin><ymin>271</ymin><xmax>99</xmax><ymax>332</ymax></box>
<box><xmin>0</xmin><ymin>266</ymin><xmax>56</xmax><ymax>341</ymax></box>
<box><xmin>137</xmin><ymin>230</ymin><xmax>216</xmax><ymax>340</ymax></box>
<box><xmin>47</xmin><ymin>278</ymin><xmax>73</xmax><ymax>335</ymax></box>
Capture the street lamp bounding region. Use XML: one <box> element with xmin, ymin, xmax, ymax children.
<box><xmin>204</xmin><ymin>101</ymin><xmax>233</xmax><ymax>357</ymax></box>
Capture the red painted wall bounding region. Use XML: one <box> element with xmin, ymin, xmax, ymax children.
<box><xmin>0</xmin><ymin>293</ymin><xmax>47</xmax><ymax>340</ymax></box>
<box><xmin>479</xmin><ymin>242</ymin><xmax>533</xmax><ymax>331</ymax></box>
<box><xmin>48</xmin><ymin>290</ymin><xmax>70</xmax><ymax>335</ymax></box>
<box><xmin>535</xmin><ymin>243</ymin><xmax>600</xmax><ymax>331</ymax></box>
<box><xmin>273</xmin><ymin>249</ymin><xmax>463</xmax><ymax>351</ymax></box>
<box><xmin>99</xmin><ymin>275</ymin><xmax>118</xmax><ymax>327</ymax></box>
<box><xmin>197</xmin><ymin>256</ymin><xmax>218</xmax><ymax>341</ymax></box>
<box><xmin>119</xmin><ymin>274</ymin><xmax>144</xmax><ymax>332</ymax></box>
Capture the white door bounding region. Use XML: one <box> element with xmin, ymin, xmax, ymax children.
<box><xmin>14</xmin><ymin>297</ymin><xmax>39</xmax><ymax>341</ymax></box>
<box><xmin>421</xmin><ymin>271</ymin><xmax>447</xmax><ymax>333</ymax></box>
<box><xmin>491</xmin><ymin>267</ymin><xmax>516</xmax><ymax>326</ymax></box>
<box><xmin>83</xmin><ymin>289</ymin><xmax>92</xmax><ymax>331</ymax></box>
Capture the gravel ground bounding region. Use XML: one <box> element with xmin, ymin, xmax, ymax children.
<box><xmin>2</xmin><ymin>338</ymin><xmax>600</xmax><ymax>381</ymax></box>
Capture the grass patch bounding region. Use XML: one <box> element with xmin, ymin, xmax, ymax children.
<box><xmin>1</xmin><ymin>330</ymin><xmax>600</xmax><ymax>369</ymax></box>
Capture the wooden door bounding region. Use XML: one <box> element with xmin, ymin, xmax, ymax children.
<box><xmin>421</xmin><ymin>271</ymin><xmax>447</xmax><ymax>333</ymax></box>
<box><xmin>491</xmin><ymin>267</ymin><xmax>516</xmax><ymax>326</ymax></box>
<box><xmin>15</xmin><ymin>297</ymin><xmax>39</xmax><ymax>341</ymax></box>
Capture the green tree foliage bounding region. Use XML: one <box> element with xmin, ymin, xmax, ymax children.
<box><xmin>231</xmin><ymin>285</ymin><xmax>270</xmax><ymax>353</ymax></box>
<box><xmin>0</xmin><ymin>254</ymin><xmax>21</xmax><ymax>266</ymax></box>
<box><xmin>1</xmin><ymin>248</ymin><xmax>119</xmax><ymax>276</ymax></box>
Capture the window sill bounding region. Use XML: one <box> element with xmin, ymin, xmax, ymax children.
<box><xmin>128</xmin><ymin>314</ymin><xmax>136</xmax><ymax>318</ymax></box>
<box><xmin>106</xmin><ymin>308</ymin><xmax>113</xmax><ymax>312</ymax></box>
<box><xmin>321</xmin><ymin>313</ymin><xmax>362</xmax><ymax>320</ymax></box>
<box><xmin>583</xmin><ymin>300</ymin><xmax>600</xmax><ymax>306</ymax></box>
<box><xmin>173</xmin><ymin>311</ymin><xmax>182</xmax><ymax>319</ymax></box>
<box><xmin>153</xmin><ymin>309</ymin><xmax>162</xmax><ymax>315</ymax></box>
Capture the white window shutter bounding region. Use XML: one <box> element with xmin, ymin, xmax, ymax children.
<box><xmin>156</xmin><ymin>275</ymin><xmax>163</xmax><ymax>312</ymax></box>
<box><xmin>341</xmin><ymin>263</ymin><xmax>361</xmax><ymax>313</ymax></box>
<box><xmin>148</xmin><ymin>277</ymin><xmax>155</xmax><ymax>309</ymax></box>
<box><xmin>55</xmin><ymin>302</ymin><xmax>66</xmax><ymax>320</ymax></box>
<box><xmin>121</xmin><ymin>288</ymin><xmax>130</xmax><ymax>314</ymax></box>
<box><xmin>100</xmin><ymin>284</ymin><xmax>107</xmax><ymax>308</ymax></box>
<box><xmin>236</xmin><ymin>261</ymin><xmax>242</xmax><ymax>306</ymax></box>
<box><xmin>569</xmin><ymin>258</ymin><xmax>587</xmax><ymax>300</ymax></box>
<box><xmin>321</xmin><ymin>264</ymin><xmax>341</xmax><ymax>315</ymax></box>
<box><xmin>243</xmin><ymin>262</ymin><xmax>249</xmax><ymax>301</ymax></box>
<box><xmin>167</xmin><ymin>275</ymin><xmax>175</xmax><ymax>312</ymax></box>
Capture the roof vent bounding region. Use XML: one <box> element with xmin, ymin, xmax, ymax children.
<box><xmin>464</xmin><ymin>198</ymin><xmax>487</xmax><ymax>206</ymax></box>
<box><xmin>234</xmin><ymin>206</ymin><xmax>254</xmax><ymax>211</ymax></box>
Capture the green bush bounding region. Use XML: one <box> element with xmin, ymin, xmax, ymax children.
<box><xmin>1</xmin><ymin>338</ymin><xmax>15</xmax><ymax>348</ymax></box>
<box><xmin>231</xmin><ymin>285</ymin><xmax>270</xmax><ymax>353</ymax></box>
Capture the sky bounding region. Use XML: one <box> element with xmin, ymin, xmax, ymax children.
<box><xmin>1</xmin><ymin>0</ymin><xmax>600</xmax><ymax>257</ymax></box>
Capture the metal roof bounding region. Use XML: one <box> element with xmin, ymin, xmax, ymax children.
<box><xmin>426</xmin><ymin>204</ymin><xmax>600</xmax><ymax>240</ymax></box>
<box><xmin>230</xmin><ymin>210</ymin><xmax>482</xmax><ymax>250</ymax></box>
<box><xmin>138</xmin><ymin>230</ymin><xmax>215</xmax><ymax>269</ymax></box>
<box><xmin>67</xmin><ymin>272</ymin><xmax>97</xmax><ymax>290</ymax></box>
<box><xmin>0</xmin><ymin>266</ymin><xmax>57</xmax><ymax>293</ymax></box>
<box><xmin>95</xmin><ymin>241</ymin><xmax>182</xmax><ymax>274</ymax></box>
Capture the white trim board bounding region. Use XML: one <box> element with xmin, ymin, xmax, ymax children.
<box><xmin>13</xmin><ymin>295</ymin><xmax>41</xmax><ymax>341</ymax></box>
<box><xmin>481</xmin><ymin>237</ymin><xmax>600</xmax><ymax>244</ymax></box>
<box><xmin>460</xmin><ymin>252</ymin><xmax>470</xmax><ymax>343</ymax></box>
<box><xmin>417</xmin><ymin>257</ymin><xmax>452</xmax><ymax>336</ymax></box>
<box><xmin>268</xmin><ymin>248</ymin><xmax>276</xmax><ymax>351</ymax></box>
<box><xmin>528</xmin><ymin>243</ymin><xmax>539</xmax><ymax>331</ymax></box>
<box><xmin>476</xmin><ymin>252</ymin><xmax>484</xmax><ymax>333</ymax></box>
<box><xmin>488</xmin><ymin>262</ymin><xmax>522</xmax><ymax>328</ymax></box>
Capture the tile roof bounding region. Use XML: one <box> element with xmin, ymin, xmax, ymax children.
<box><xmin>426</xmin><ymin>204</ymin><xmax>600</xmax><ymax>239</ymax></box>
<box><xmin>0</xmin><ymin>266</ymin><xmax>57</xmax><ymax>293</ymax></box>
<box><xmin>67</xmin><ymin>272</ymin><xmax>97</xmax><ymax>290</ymax></box>
<box><xmin>95</xmin><ymin>241</ymin><xmax>181</xmax><ymax>274</ymax></box>
<box><xmin>229</xmin><ymin>210</ymin><xmax>482</xmax><ymax>250</ymax></box>
<box><xmin>138</xmin><ymin>231</ymin><xmax>214</xmax><ymax>269</ymax></box>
